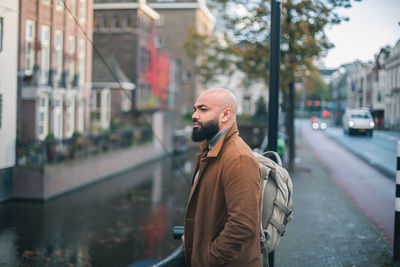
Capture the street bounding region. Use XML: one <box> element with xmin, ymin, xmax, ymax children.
<box><xmin>324</xmin><ymin>123</ymin><xmax>400</xmax><ymax>178</ymax></box>
<box><xmin>299</xmin><ymin>119</ymin><xmax>398</xmax><ymax>244</ymax></box>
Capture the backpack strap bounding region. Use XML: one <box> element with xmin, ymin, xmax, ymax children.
<box><xmin>274</xmin><ymin>199</ymin><xmax>291</xmax><ymax>216</ymax></box>
<box><xmin>269</xmin><ymin>218</ymin><xmax>286</xmax><ymax>236</ymax></box>
<box><xmin>260</xmin><ymin>172</ymin><xmax>268</xmax><ymax>254</ymax></box>
<box><xmin>262</xmin><ymin>151</ymin><xmax>282</xmax><ymax>166</ymax></box>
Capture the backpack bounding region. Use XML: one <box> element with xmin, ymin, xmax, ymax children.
<box><xmin>253</xmin><ymin>151</ymin><xmax>293</xmax><ymax>254</ymax></box>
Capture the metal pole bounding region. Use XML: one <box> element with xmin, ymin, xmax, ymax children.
<box><xmin>267</xmin><ymin>0</ymin><xmax>281</xmax><ymax>266</ymax></box>
<box><xmin>267</xmin><ymin>0</ymin><xmax>281</xmax><ymax>153</ymax></box>
<box><xmin>394</xmin><ymin>141</ymin><xmax>400</xmax><ymax>262</ymax></box>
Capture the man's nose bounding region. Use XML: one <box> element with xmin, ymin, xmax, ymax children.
<box><xmin>192</xmin><ymin>111</ymin><xmax>199</xmax><ymax>120</ymax></box>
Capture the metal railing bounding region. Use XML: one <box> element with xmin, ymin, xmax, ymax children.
<box><xmin>16</xmin><ymin>127</ymin><xmax>152</xmax><ymax>168</ymax></box>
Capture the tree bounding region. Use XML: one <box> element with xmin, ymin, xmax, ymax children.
<box><xmin>253</xmin><ymin>96</ymin><xmax>268</xmax><ymax>121</ymax></box>
<box><xmin>184</xmin><ymin>0</ymin><xmax>360</xmax><ymax>171</ymax></box>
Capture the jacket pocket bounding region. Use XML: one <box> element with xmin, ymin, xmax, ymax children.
<box><xmin>207</xmin><ymin>242</ymin><xmax>219</xmax><ymax>267</ymax></box>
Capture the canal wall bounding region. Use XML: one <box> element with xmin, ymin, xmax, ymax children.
<box><xmin>13</xmin><ymin>111</ymin><xmax>177</xmax><ymax>201</ymax></box>
<box><xmin>13</xmin><ymin>144</ymin><xmax>167</xmax><ymax>200</ymax></box>
<box><xmin>11</xmin><ymin>112</ymin><xmax>265</xmax><ymax>201</ymax></box>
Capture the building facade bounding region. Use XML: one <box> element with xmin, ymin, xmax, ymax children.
<box><xmin>330</xmin><ymin>40</ymin><xmax>400</xmax><ymax>130</ymax></box>
<box><xmin>91</xmin><ymin>55</ymin><xmax>135</xmax><ymax>131</ymax></box>
<box><xmin>18</xmin><ymin>0</ymin><xmax>93</xmax><ymax>142</ymax></box>
<box><xmin>383</xmin><ymin>40</ymin><xmax>400</xmax><ymax>130</ymax></box>
<box><xmin>0</xmin><ymin>0</ymin><xmax>19</xmax><ymax>201</ymax></box>
<box><xmin>148</xmin><ymin>0</ymin><xmax>215</xmax><ymax>114</ymax></box>
<box><xmin>93</xmin><ymin>0</ymin><xmax>167</xmax><ymax>112</ymax></box>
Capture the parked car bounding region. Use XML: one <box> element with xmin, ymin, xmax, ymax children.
<box><xmin>342</xmin><ymin>108</ymin><xmax>375</xmax><ymax>137</ymax></box>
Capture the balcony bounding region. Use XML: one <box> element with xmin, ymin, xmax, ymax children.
<box><xmin>16</xmin><ymin>127</ymin><xmax>152</xmax><ymax>168</ymax></box>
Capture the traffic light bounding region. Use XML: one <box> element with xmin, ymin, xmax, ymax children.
<box><xmin>323</xmin><ymin>110</ymin><xmax>330</xmax><ymax>117</ymax></box>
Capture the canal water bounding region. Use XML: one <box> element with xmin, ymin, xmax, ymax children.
<box><xmin>0</xmin><ymin>151</ymin><xmax>196</xmax><ymax>267</ymax></box>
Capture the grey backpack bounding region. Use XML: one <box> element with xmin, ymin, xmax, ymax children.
<box><xmin>254</xmin><ymin>151</ymin><xmax>293</xmax><ymax>253</ymax></box>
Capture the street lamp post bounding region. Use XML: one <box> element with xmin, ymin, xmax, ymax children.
<box><xmin>267</xmin><ymin>0</ymin><xmax>281</xmax><ymax>266</ymax></box>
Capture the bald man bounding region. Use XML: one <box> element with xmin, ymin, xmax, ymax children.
<box><xmin>183</xmin><ymin>88</ymin><xmax>262</xmax><ymax>267</ymax></box>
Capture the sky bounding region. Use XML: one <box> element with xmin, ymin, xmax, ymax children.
<box><xmin>321</xmin><ymin>0</ymin><xmax>400</xmax><ymax>69</ymax></box>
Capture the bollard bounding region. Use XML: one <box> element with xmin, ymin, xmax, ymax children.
<box><xmin>394</xmin><ymin>141</ymin><xmax>400</xmax><ymax>262</ymax></box>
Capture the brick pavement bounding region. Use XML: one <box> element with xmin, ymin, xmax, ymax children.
<box><xmin>274</xmin><ymin>129</ymin><xmax>394</xmax><ymax>266</ymax></box>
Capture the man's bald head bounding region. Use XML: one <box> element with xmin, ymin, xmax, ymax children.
<box><xmin>193</xmin><ymin>88</ymin><xmax>237</xmax><ymax>132</ymax></box>
<box><xmin>199</xmin><ymin>88</ymin><xmax>237</xmax><ymax>117</ymax></box>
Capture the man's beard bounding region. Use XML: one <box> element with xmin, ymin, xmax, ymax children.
<box><xmin>192</xmin><ymin>119</ymin><xmax>220</xmax><ymax>142</ymax></box>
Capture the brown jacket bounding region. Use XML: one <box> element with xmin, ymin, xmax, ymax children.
<box><xmin>184</xmin><ymin>123</ymin><xmax>262</xmax><ymax>267</ymax></box>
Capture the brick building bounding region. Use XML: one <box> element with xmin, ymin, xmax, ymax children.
<box><xmin>18</xmin><ymin>0</ymin><xmax>93</xmax><ymax>142</ymax></box>
<box><xmin>93</xmin><ymin>0</ymin><xmax>168</xmax><ymax>114</ymax></box>
<box><xmin>148</xmin><ymin>0</ymin><xmax>215</xmax><ymax>114</ymax></box>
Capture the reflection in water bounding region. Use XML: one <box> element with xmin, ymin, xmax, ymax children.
<box><xmin>0</xmin><ymin>151</ymin><xmax>195</xmax><ymax>267</ymax></box>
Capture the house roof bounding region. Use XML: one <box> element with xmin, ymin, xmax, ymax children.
<box><xmin>92</xmin><ymin>53</ymin><xmax>135</xmax><ymax>90</ymax></box>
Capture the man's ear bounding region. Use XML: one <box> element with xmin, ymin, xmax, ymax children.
<box><xmin>220</xmin><ymin>108</ymin><xmax>232</xmax><ymax>123</ymax></box>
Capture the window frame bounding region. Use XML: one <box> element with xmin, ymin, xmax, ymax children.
<box><xmin>54</xmin><ymin>30</ymin><xmax>63</xmax><ymax>81</ymax></box>
<box><xmin>56</xmin><ymin>0</ymin><xmax>64</xmax><ymax>11</ymax></box>
<box><xmin>79</xmin><ymin>0</ymin><xmax>86</xmax><ymax>23</ymax></box>
<box><xmin>78</xmin><ymin>39</ymin><xmax>86</xmax><ymax>85</ymax></box>
<box><xmin>70</xmin><ymin>0</ymin><xmax>77</xmax><ymax>16</ymax></box>
<box><xmin>25</xmin><ymin>20</ymin><xmax>35</xmax><ymax>75</ymax></box>
<box><xmin>66</xmin><ymin>97</ymin><xmax>75</xmax><ymax>137</ymax></box>
<box><xmin>38</xmin><ymin>94</ymin><xmax>49</xmax><ymax>140</ymax></box>
<box><xmin>68</xmin><ymin>35</ymin><xmax>76</xmax><ymax>85</ymax></box>
<box><xmin>40</xmin><ymin>25</ymin><xmax>50</xmax><ymax>84</ymax></box>
<box><xmin>53</xmin><ymin>96</ymin><xmax>63</xmax><ymax>139</ymax></box>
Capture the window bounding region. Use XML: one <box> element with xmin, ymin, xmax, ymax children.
<box><xmin>93</xmin><ymin>17</ymin><xmax>99</xmax><ymax>29</ymax></box>
<box><xmin>121</xmin><ymin>91</ymin><xmax>131</xmax><ymax>112</ymax></box>
<box><xmin>182</xmin><ymin>71</ymin><xmax>191</xmax><ymax>82</ymax></box>
<box><xmin>155</xmin><ymin>34</ymin><xmax>162</xmax><ymax>48</ymax></box>
<box><xmin>53</xmin><ymin>97</ymin><xmax>63</xmax><ymax>139</ymax></box>
<box><xmin>25</xmin><ymin>20</ymin><xmax>35</xmax><ymax>75</ymax></box>
<box><xmin>56</xmin><ymin>0</ymin><xmax>63</xmax><ymax>11</ymax></box>
<box><xmin>77</xmin><ymin>99</ymin><xmax>84</xmax><ymax>132</ymax></box>
<box><xmin>70</xmin><ymin>0</ymin><xmax>77</xmax><ymax>16</ymax></box>
<box><xmin>100</xmin><ymin>90</ymin><xmax>110</xmax><ymax>129</ymax></box>
<box><xmin>110</xmin><ymin>16</ymin><xmax>117</xmax><ymax>29</ymax></box>
<box><xmin>43</xmin><ymin>0</ymin><xmax>50</xmax><ymax>5</ymax></box>
<box><xmin>41</xmin><ymin>25</ymin><xmax>50</xmax><ymax>84</ymax></box>
<box><xmin>78</xmin><ymin>40</ymin><xmax>86</xmax><ymax>85</ymax></box>
<box><xmin>79</xmin><ymin>0</ymin><xmax>86</xmax><ymax>23</ymax></box>
<box><xmin>121</xmin><ymin>16</ymin><xmax>128</xmax><ymax>29</ymax></box>
<box><xmin>98</xmin><ymin>17</ymin><xmax>106</xmax><ymax>29</ymax></box>
<box><xmin>68</xmin><ymin>36</ymin><xmax>75</xmax><ymax>85</ymax></box>
<box><xmin>54</xmin><ymin>30</ymin><xmax>63</xmax><ymax>81</ymax></box>
<box><xmin>66</xmin><ymin>98</ymin><xmax>75</xmax><ymax>137</ymax></box>
<box><xmin>38</xmin><ymin>94</ymin><xmax>48</xmax><ymax>140</ymax></box>
<box><xmin>0</xmin><ymin>17</ymin><xmax>3</xmax><ymax>52</ymax></box>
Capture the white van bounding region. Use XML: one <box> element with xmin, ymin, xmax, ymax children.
<box><xmin>342</xmin><ymin>108</ymin><xmax>375</xmax><ymax>137</ymax></box>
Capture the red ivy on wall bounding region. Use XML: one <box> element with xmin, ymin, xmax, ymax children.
<box><xmin>156</xmin><ymin>51</ymin><xmax>170</xmax><ymax>104</ymax></box>
<box><xmin>143</xmin><ymin>29</ymin><xmax>170</xmax><ymax>106</ymax></box>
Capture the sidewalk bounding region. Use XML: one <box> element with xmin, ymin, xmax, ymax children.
<box><xmin>274</xmin><ymin>129</ymin><xmax>393</xmax><ymax>266</ymax></box>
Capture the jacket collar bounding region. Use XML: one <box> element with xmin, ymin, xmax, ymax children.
<box><xmin>198</xmin><ymin>122</ymin><xmax>238</xmax><ymax>158</ymax></box>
